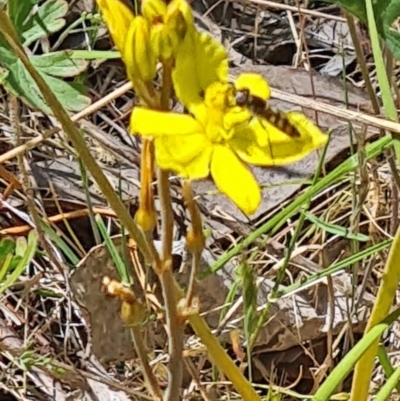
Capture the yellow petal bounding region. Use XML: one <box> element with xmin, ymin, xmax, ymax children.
<box><xmin>150</xmin><ymin>24</ymin><xmax>179</xmax><ymax>60</ymax></box>
<box><xmin>130</xmin><ymin>107</ymin><xmax>203</xmax><ymax>136</ymax></box>
<box><xmin>172</xmin><ymin>29</ymin><xmax>228</xmax><ymax>112</ymax></box>
<box><xmin>166</xmin><ymin>0</ymin><xmax>194</xmax><ymax>29</ymax></box>
<box><xmin>211</xmin><ymin>145</ymin><xmax>261</xmax><ymax>215</ymax></box>
<box><xmin>155</xmin><ymin>134</ymin><xmax>213</xmax><ymax>178</ymax></box>
<box><xmin>234</xmin><ymin>73</ymin><xmax>271</xmax><ymax>101</ymax></box>
<box><xmin>95</xmin><ymin>0</ymin><xmax>135</xmax><ymax>54</ymax></box>
<box><xmin>141</xmin><ymin>0</ymin><xmax>167</xmax><ymax>22</ymax></box>
<box><xmin>230</xmin><ymin>112</ymin><xmax>328</xmax><ymax>166</ymax></box>
<box><xmin>165</xmin><ymin>0</ymin><xmax>194</xmax><ymax>40</ymax></box>
<box><xmin>123</xmin><ymin>16</ymin><xmax>157</xmax><ymax>83</ymax></box>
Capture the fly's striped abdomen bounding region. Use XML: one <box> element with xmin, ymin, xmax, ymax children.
<box><xmin>234</xmin><ymin>88</ymin><xmax>301</xmax><ymax>138</ymax></box>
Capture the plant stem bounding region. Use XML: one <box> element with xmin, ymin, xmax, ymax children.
<box><xmin>182</xmin><ymin>180</ymin><xmax>204</xmax><ymax>306</ymax></box>
<box><xmin>186</xmin><ymin>251</ymin><xmax>201</xmax><ymax>306</ymax></box>
<box><xmin>157</xmin><ymin>59</ymin><xmax>184</xmax><ymax>401</ymax></box>
<box><xmin>158</xmin><ymin>169</ymin><xmax>174</xmax><ymax>261</ymax></box>
<box><xmin>130</xmin><ymin>326</ymin><xmax>163</xmax><ymax>401</ymax></box>
<box><xmin>156</xmin><ymin>167</ymin><xmax>184</xmax><ymax>401</ymax></box>
<box><xmin>188</xmin><ymin>313</ymin><xmax>262</xmax><ymax>401</ymax></box>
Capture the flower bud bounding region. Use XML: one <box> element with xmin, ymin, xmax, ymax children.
<box><xmin>166</xmin><ymin>0</ymin><xmax>194</xmax><ymax>35</ymax></box>
<box><xmin>121</xmin><ymin>300</ymin><xmax>148</xmax><ymax>327</ymax></box>
<box><xmin>95</xmin><ymin>0</ymin><xmax>135</xmax><ymax>54</ymax></box>
<box><xmin>123</xmin><ymin>16</ymin><xmax>157</xmax><ymax>83</ymax></box>
<box><xmin>186</xmin><ymin>227</ymin><xmax>205</xmax><ymax>254</ymax></box>
<box><xmin>150</xmin><ymin>24</ymin><xmax>180</xmax><ymax>60</ymax></box>
<box><xmin>141</xmin><ymin>0</ymin><xmax>167</xmax><ymax>23</ymax></box>
<box><xmin>135</xmin><ymin>207</ymin><xmax>156</xmax><ymax>232</ymax></box>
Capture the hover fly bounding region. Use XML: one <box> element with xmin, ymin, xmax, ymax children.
<box><xmin>233</xmin><ymin>87</ymin><xmax>301</xmax><ymax>138</ymax></box>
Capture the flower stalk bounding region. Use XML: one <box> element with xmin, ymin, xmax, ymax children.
<box><xmin>156</xmin><ymin>55</ymin><xmax>185</xmax><ymax>400</ymax></box>
<box><xmin>182</xmin><ymin>180</ymin><xmax>205</xmax><ymax>305</ymax></box>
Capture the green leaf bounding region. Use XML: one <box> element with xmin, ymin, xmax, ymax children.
<box><xmin>0</xmin><ymin>32</ymin><xmax>90</xmax><ymax>113</ymax></box>
<box><xmin>304</xmin><ymin>211</ymin><xmax>370</xmax><ymax>242</ymax></box>
<box><xmin>70</xmin><ymin>50</ymin><xmax>121</xmax><ymax>60</ymax></box>
<box><xmin>31</xmin><ymin>52</ymin><xmax>88</xmax><ymax>77</ymax></box>
<box><xmin>0</xmin><ymin>253</ymin><xmax>13</xmax><ymax>282</ymax></box>
<box><xmin>15</xmin><ymin>236</ymin><xmax>28</xmax><ymax>257</ymax></box>
<box><xmin>374</xmin><ymin>366</ymin><xmax>400</xmax><ymax>401</ymax></box>
<box><xmin>0</xmin><ymin>231</ymin><xmax>38</xmax><ymax>295</ymax></box>
<box><xmin>4</xmin><ymin>57</ymin><xmax>49</xmax><ymax>112</ymax></box>
<box><xmin>22</xmin><ymin>0</ymin><xmax>68</xmax><ymax>46</ymax></box>
<box><xmin>381</xmin><ymin>0</ymin><xmax>400</xmax><ymax>59</ymax></box>
<box><xmin>2</xmin><ymin>55</ymin><xmax>90</xmax><ymax>114</ymax></box>
<box><xmin>42</xmin><ymin>74</ymin><xmax>91</xmax><ymax>112</ymax></box>
<box><xmin>7</xmin><ymin>0</ymin><xmax>36</xmax><ymax>35</ymax></box>
<box><xmin>0</xmin><ymin>237</ymin><xmax>15</xmax><ymax>258</ymax></box>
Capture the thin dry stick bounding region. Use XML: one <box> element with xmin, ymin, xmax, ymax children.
<box><xmin>270</xmin><ymin>88</ymin><xmax>398</xmax><ymax>133</ymax></box>
<box><xmin>0</xmin><ymin>82</ymin><xmax>133</xmax><ymax>164</ymax></box>
<box><xmin>130</xmin><ymin>326</ymin><xmax>163</xmax><ymax>401</ymax></box>
<box><xmin>48</xmin><ymin>181</ymin><xmax>86</xmax><ymax>257</ymax></box>
<box><xmin>346</xmin><ymin>14</ymin><xmax>380</xmax><ymax>114</ymax></box>
<box><xmin>0</xmin><ymin>207</ymin><xmax>117</xmax><ymax>235</ymax></box>
<box><xmin>11</xmin><ymin>95</ymin><xmax>66</xmax><ymax>278</ymax></box>
<box><xmin>238</xmin><ymin>0</ymin><xmax>346</xmax><ymax>21</ymax></box>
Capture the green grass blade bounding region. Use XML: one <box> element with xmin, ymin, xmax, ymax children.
<box><xmin>312</xmin><ymin>306</ymin><xmax>400</xmax><ymax>401</ymax></box>
<box><xmin>95</xmin><ymin>214</ymin><xmax>130</xmax><ymax>284</ymax></box>
<box><xmin>374</xmin><ymin>365</ymin><xmax>400</xmax><ymax>401</ymax></box>
<box><xmin>0</xmin><ymin>230</ymin><xmax>38</xmax><ymax>295</ymax></box>
<box><xmin>303</xmin><ymin>211</ymin><xmax>370</xmax><ymax>242</ymax></box>
<box><xmin>277</xmin><ymin>239</ymin><xmax>392</xmax><ymax>299</ymax></box>
<box><xmin>40</xmin><ymin>222</ymin><xmax>79</xmax><ymax>266</ymax></box>
<box><xmin>0</xmin><ymin>253</ymin><xmax>13</xmax><ymax>283</ymax></box>
<box><xmin>377</xmin><ymin>344</ymin><xmax>400</xmax><ymax>393</ymax></box>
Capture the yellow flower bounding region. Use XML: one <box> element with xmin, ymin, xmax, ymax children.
<box><xmin>143</xmin><ymin>0</ymin><xmax>193</xmax><ymax>59</ymax></box>
<box><xmin>95</xmin><ymin>0</ymin><xmax>194</xmax><ymax>79</ymax></box>
<box><xmin>95</xmin><ymin>0</ymin><xmax>134</xmax><ymax>54</ymax></box>
<box><xmin>123</xmin><ymin>16</ymin><xmax>157</xmax><ymax>83</ymax></box>
<box><xmin>130</xmin><ymin>32</ymin><xmax>327</xmax><ymax>215</ymax></box>
<box><xmin>95</xmin><ymin>0</ymin><xmax>157</xmax><ymax>85</ymax></box>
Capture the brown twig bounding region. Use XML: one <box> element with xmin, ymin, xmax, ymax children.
<box><xmin>10</xmin><ymin>95</ymin><xmax>66</xmax><ymax>277</ymax></box>
<box><xmin>130</xmin><ymin>327</ymin><xmax>163</xmax><ymax>401</ymax></box>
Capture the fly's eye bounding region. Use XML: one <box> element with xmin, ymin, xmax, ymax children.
<box><xmin>235</xmin><ymin>89</ymin><xmax>249</xmax><ymax>106</ymax></box>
